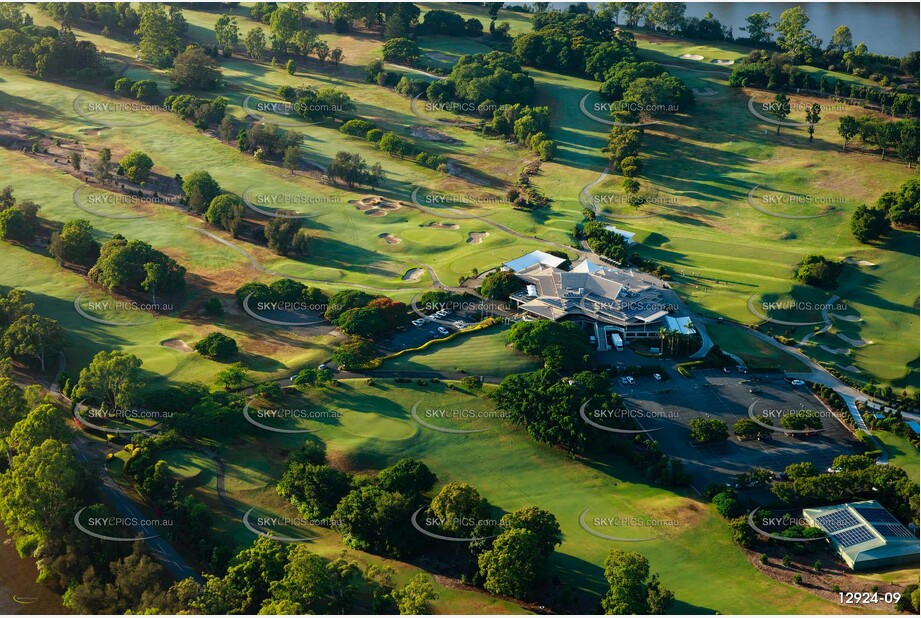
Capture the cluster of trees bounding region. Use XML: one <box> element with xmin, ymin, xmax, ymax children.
<box><xmin>490</xmin><ymin>104</ymin><xmax>557</xmax><ymax>161</ymax></box>
<box><xmin>689</xmin><ymin>418</ymin><xmax>729</xmax><ymax>444</ymax></box>
<box><xmin>506</xmin><ymin>320</ymin><xmax>592</xmax><ymax>371</ymax></box>
<box><xmin>39</xmin><ymin>2</ymin><xmax>140</xmax><ymax>36</ymax></box>
<box><xmin>733</xmin><ymin>417</ymin><xmax>772</xmax><ymax>441</ymax></box>
<box><xmin>0</xmin><ymin>288</ymin><xmax>65</xmax><ymax>373</ymax></box>
<box><xmin>144</xmin><ymin>380</ymin><xmax>248</xmax><ymax>440</ymax></box>
<box><xmin>235</xmin><ymin>278</ymin><xmax>326</xmax><ymax>309</ymax></box>
<box><xmin>418</xmin><ymin>9</ymin><xmax>483</xmax><ymax>37</ymax></box>
<box><xmin>508</xmin><ymin>160</ymin><xmax>553</xmax><ymax>209</ymax></box>
<box><xmin>116</xmin><ymin>151</ymin><xmax>154</xmax><ymax>183</ymax></box>
<box><xmin>577</xmin><ymin>221</ymin><xmax>629</xmax><ymax>263</ymax></box>
<box><xmin>50</xmin><ymin>218</ymin><xmax>100</xmax><ymax>268</ymax></box>
<box><xmin>326</xmin><ymin>151</ymin><xmax>385</xmax><ymax>189</ymax></box>
<box><xmin>778</xmin><ymin>409</ymin><xmax>822</xmax><ymax>431</ymax></box>
<box><xmin>113</xmin><ymin>76</ymin><xmax>158</xmax><ymax>102</ymax></box>
<box><xmin>180</xmin><ymin>170</ymin><xmax>247</xmax><ymax>237</ymax></box>
<box><xmin>0</xmin><ymin>186</ymin><xmax>41</xmax><ymax>244</ymax></box>
<box><xmin>491</xmin><ymin>368</ymin><xmax>612</xmax><ymax>452</ymax></box>
<box><xmin>194</xmin><ymin>331</ymin><xmax>238</xmax><ymax>361</ymax></box>
<box><xmin>237</xmin><ymin>122</ymin><xmax>304</xmax><ymax>168</ymax></box>
<box><xmin>340</xmin><ymin>118</ymin><xmax>446</xmax><ymax>171</ymax></box>
<box><xmin>323</xmin><ymin>289</ymin><xmax>409</xmax><ymax>340</ymax></box>
<box><xmin>0</xmin><ymin>18</ymin><xmax>109</xmax><ymax>81</ymax></box>
<box><xmin>164</xmin><ymin>94</ymin><xmax>228</xmax><ymax>130</ymax></box>
<box><xmin>479</xmin><ymin>269</ymin><xmax>522</xmax><ymax>300</ymax></box>
<box><xmin>88</xmin><ymin>234</ymin><xmax>186</xmax><ymax>301</ymax></box>
<box><xmin>837</xmin><ymin>115</ymin><xmax>919</xmax><ymax>165</ymax></box>
<box><xmin>876</xmin><ymin>179</ymin><xmax>919</xmax><ymax>227</ymax></box>
<box><xmin>428</xmin><ymin>51</ymin><xmax>537</xmax><ymax>110</ymax></box>
<box><xmin>795</xmin><ymin>254</ymin><xmax>843</xmax><ymax>289</ymax></box>
<box><xmin>275</xmin><ymin>84</ymin><xmax>354</xmax><ymax>121</ymax></box>
<box><xmin>602</xmin><ymin>550</ymin><xmax>674</xmax><ymax>614</ymax></box>
<box><xmin>169</xmin><ymin>44</ymin><xmax>222</xmax><ymax>90</ymax></box>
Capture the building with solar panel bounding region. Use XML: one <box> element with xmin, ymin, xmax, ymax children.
<box><xmin>803</xmin><ymin>500</ymin><xmax>919</xmax><ymax>571</ymax></box>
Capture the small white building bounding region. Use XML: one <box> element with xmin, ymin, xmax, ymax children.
<box><xmin>503</xmin><ymin>250</ymin><xmax>567</xmax><ymax>273</ymax></box>
<box><xmin>603</xmin><ymin>225</ymin><xmax>636</xmax><ymax>245</ymax></box>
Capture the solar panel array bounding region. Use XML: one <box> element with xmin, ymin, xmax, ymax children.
<box><xmin>831</xmin><ymin>526</ymin><xmax>876</xmax><ymax>547</ymax></box>
<box><xmin>816</xmin><ymin>509</ymin><xmax>860</xmax><ymax>532</ymax></box>
<box><xmin>854</xmin><ymin>507</ymin><xmax>899</xmax><ymax>525</ymax></box>
<box><xmin>874</xmin><ymin>524</ymin><xmax>915</xmax><ymax>539</ymax></box>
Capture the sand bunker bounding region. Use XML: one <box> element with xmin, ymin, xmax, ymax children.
<box><xmin>467</xmin><ymin>232</ymin><xmax>488</xmax><ymax>244</ymax></box>
<box><xmin>837</xmin><ymin>333</ymin><xmax>872</xmax><ymax>347</ymax></box>
<box><xmin>829</xmin><ymin>312</ymin><xmax>861</xmax><ymax>322</ymax></box>
<box><xmin>679</xmin><ymin>54</ymin><xmax>704</xmax><ymax>61</ymax></box>
<box><xmin>841</xmin><ymin>257</ymin><xmax>877</xmax><ymax>267</ymax></box>
<box><xmin>821</xmin><ymin>345</ymin><xmax>848</xmax><ymax>355</ymax></box>
<box><xmin>692</xmin><ymin>87</ymin><xmax>718</xmax><ymax>96</ymax></box>
<box><xmin>410</xmin><ymin>125</ymin><xmax>458</xmax><ymax>143</ymax></box>
<box><xmin>402</xmin><ymin>268</ymin><xmax>423</xmax><ymax>281</ymax></box>
<box><xmin>365</xmin><ymin>209</ymin><xmax>387</xmax><ymax>217</ymax></box>
<box><xmin>161</xmin><ymin>338</ymin><xmax>192</xmax><ymax>353</ymax></box>
<box><xmin>378</xmin><ymin>233</ymin><xmax>402</xmax><ymax>244</ymax></box>
<box><xmin>428</xmin><ymin>222</ymin><xmax>459</xmax><ymax>230</ymax></box>
<box><xmin>79</xmin><ymin>127</ymin><xmax>110</xmax><ymax>135</ymax></box>
<box><xmin>710</xmin><ymin>59</ymin><xmax>735</xmax><ymax>65</ymax></box>
<box><xmin>840</xmin><ymin>365</ymin><xmax>862</xmax><ymax>373</ymax></box>
<box><xmin>355</xmin><ymin>196</ymin><xmax>401</xmax><ymax>213</ymax></box>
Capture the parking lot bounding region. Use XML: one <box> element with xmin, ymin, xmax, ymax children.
<box><xmin>610</xmin><ymin>369</ymin><xmax>864</xmax><ymax>488</ymax></box>
<box><xmin>376</xmin><ymin>307</ymin><xmax>476</xmax><ymax>355</ymax></box>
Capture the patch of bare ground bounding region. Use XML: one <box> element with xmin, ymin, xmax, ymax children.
<box><xmin>743</xmin><ymin>545</ymin><xmax>904</xmax><ymax>613</ymax></box>
<box><xmin>161</xmin><ymin>338</ymin><xmax>193</xmax><ymax>353</ymax></box>
<box><xmin>427</xmin><ymin>222</ymin><xmax>459</xmax><ymax>229</ymax></box>
<box><xmin>410</xmin><ymin>125</ymin><xmax>458</xmax><ymax>143</ymax></box>
<box><xmin>467</xmin><ymin>232</ymin><xmax>488</xmax><ymax>244</ymax></box>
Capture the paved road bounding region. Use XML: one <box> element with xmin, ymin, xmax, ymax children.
<box><xmin>71</xmin><ymin>437</ymin><xmax>202</xmax><ymax>583</ymax></box>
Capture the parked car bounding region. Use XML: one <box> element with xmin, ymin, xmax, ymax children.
<box><xmin>791</xmin><ymin>379</ymin><xmax>805</xmax><ymax>386</ymax></box>
<box><xmin>437</xmin><ymin>326</ymin><xmax>450</xmax><ymax>336</ymax></box>
<box><xmin>412</xmin><ymin>318</ymin><xmax>425</xmax><ymax>327</ymax></box>
<box><xmin>452</xmin><ymin>321</ymin><xmax>467</xmax><ymax>329</ymax></box>
<box><xmin>626</xmin><ymin>376</ymin><xmax>636</xmax><ymax>385</ymax></box>
<box><xmin>620</xmin><ymin>377</ymin><xmax>629</xmax><ymax>385</ymax></box>
<box><xmin>653</xmin><ymin>373</ymin><xmax>662</xmax><ymax>381</ymax></box>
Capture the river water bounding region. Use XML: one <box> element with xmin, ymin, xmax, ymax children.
<box><xmin>0</xmin><ymin>528</ymin><xmax>66</xmax><ymax>615</ymax></box>
<box><xmin>680</xmin><ymin>3</ymin><xmax>919</xmax><ymax>57</ymax></box>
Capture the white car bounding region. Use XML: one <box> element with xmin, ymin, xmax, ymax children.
<box><xmin>620</xmin><ymin>377</ymin><xmax>629</xmax><ymax>385</ymax></box>
<box><xmin>453</xmin><ymin>321</ymin><xmax>467</xmax><ymax>329</ymax></box>
<box><xmin>653</xmin><ymin>373</ymin><xmax>662</xmax><ymax>381</ymax></box>
<box><xmin>435</xmin><ymin>310</ymin><xmax>449</xmax><ymax>318</ymax></box>
<box><xmin>437</xmin><ymin>326</ymin><xmax>450</xmax><ymax>336</ymax></box>
<box><xmin>791</xmin><ymin>379</ymin><xmax>805</xmax><ymax>386</ymax></box>
<box><xmin>626</xmin><ymin>376</ymin><xmax>636</xmax><ymax>385</ymax></box>
<box><xmin>412</xmin><ymin>318</ymin><xmax>425</xmax><ymax>327</ymax></box>
<box><xmin>425</xmin><ymin>314</ymin><xmax>436</xmax><ymax>322</ymax></box>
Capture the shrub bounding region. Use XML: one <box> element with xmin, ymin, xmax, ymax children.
<box><xmin>194</xmin><ymin>332</ymin><xmax>238</xmax><ymax>360</ymax></box>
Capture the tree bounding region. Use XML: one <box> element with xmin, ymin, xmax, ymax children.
<box><xmin>49</xmin><ymin>219</ymin><xmax>99</xmax><ymax>267</ymax></box>
<box><xmin>182</xmin><ymin>171</ymin><xmax>221</xmax><ymax>215</ymax></box>
<box><xmin>205</xmin><ymin>194</ymin><xmax>244</xmax><ymax>238</ymax></box>
<box><xmin>215</xmin><ymin>362</ymin><xmax>247</xmax><ymax>389</ymax></box>
<box><xmin>805</xmin><ymin>103</ymin><xmax>820</xmax><ymax>142</ymax></box>
<box><xmin>332</xmin><ymin>338</ymin><xmax>378</xmax><ymax>370</ymax></box>
<box><xmin>500</xmin><ymin>506</ymin><xmax>562</xmax><ymax>560</ymax></box>
<box><xmin>264</xmin><ymin>216</ymin><xmax>304</xmax><ymax>256</ymax></box>
<box><xmin>733</xmin><ymin>418</ymin><xmax>767</xmax><ymax>441</ymax></box>
<box><xmin>392</xmin><ymin>574</ymin><xmax>438</xmax><ymax>615</ymax></box>
<box><xmin>69</xmin><ymin>150</ymin><xmax>81</xmax><ymax>171</ymax></box>
<box><xmin>3</xmin><ymin>315</ymin><xmax>64</xmax><ymax>373</ymax></box>
<box><xmin>332</xmin><ymin>485</ymin><xmax>418</xmax><ymax>557</ymax></box>
<box><xmin>796</xmin><ymin>254</ymin><xmax>842</xmax><ymax>289</ymax></box>
<box><xmin>770</xmin><ymin>93</ymin><xmax>790</xmax><ymax>135</ymax></box>
<box><xmin>645</xmin><ymin>2</ymin><xmax>686</xmax><ymax>35</ymax></box>
<box><xmin>194</xmin><ymin>332</ymin><xmax>238</xmax><ymax>360</ymax></box>
<box><xmin>785</xmin><ymin>461</ymin><xmax>818</xmax><ymax>479</ymax></box>
<box><xmin>480</xmin><ymin>270</ymin><xmax>521</xmax><ymax>300</ymax></box>
<box><xmin>283</xmin><ymin>146</ymin><xmax>299</xmax><ymax>173</ymax></box>
<box><xmin>828</xmin><ymin>25</ymin><xmax>853</xmax><ymax>54</ymax></box>
<box><xmin>330</xmin><ymin>47</ymin><xmax>344</xmax><ymax>66</ymax></box>
<box><xmin>775</xmin><ymin>7</ymin><xmax>821</xmax><ymax>62</ymax></box>
<box><xmin>0</xmin><ymin>204</ymin><xmax>39</xmax><ymax>243</ymax></box>
<box><xmin>377</xmin><ymin>458</ymin><xmax>437</xmax><ymax>498</ymax></box>
<box><xmin>314</xmin><ymin>41</ymin><xmax>330</xmax><ymax>63</ymax></box>
<box><xmin>277</xmin><ymin>462</ymin><xmax>352</xmax><ymax>520</ymax></box>
<box><xmin>171</xmin><ymin>45</ymin><xmax>222</xmax><ymax>90</ymax></box>
<box><xmin>0</xmin><ymin>439</ymin><xmax>82</xmax><ymax>540</ymax></box>
<box><xmin>381</xmin><ymin>38</ymin><xmax>420</xmax><ymax>64</ymax></box>
<box><xmin>742</xmin><ymin>12</ymin><xmax>772</xmax><ymax>45</ymax></box>
<box><xmin>838</xmin><ymin>116</ymin><xmax>859</xmax><ymax>152</ymax></box>
<box><xmin>478</xmin><ymin>528</ymin><xmax>542</xmax><ymax>598</ymax></box>
<box><xmin>269</xmin><ymin>5</ymin><xmax>300</xmax><ymax>49</ymax></box>
<box><xmin>429</xmin><ymin>482</ymin><xmax>487</xmax><ymax>537</ymax></box>
<box><xmin>327</xmin><ymin>151</ymin><xmax>369</xmax><ymax>188</ymax></box>
<box><xmin>285</xmin><ymin>58</ymin><xmax>296</xmax><ymax>75</ymax></box>
<box><xmin>850</xmin><ymin>205</ymin><xmax>890</xmax><ymax>243</ymax></box>
<box><xmin>8</xmin><ymin>403</ymin><xmax>69</xmax><ymax>453</ymax></box>
<box><xmin>602</xmin><ymin>550</ymin><xmax>673</xmax><ymax>615</ymax></box>
<box><xmin>218</xmin><ymin>116</ymin><xmax>235</xmax><ymax>143</ymax></box>
<box><xmin>73</xmin><ymin>350</ymin><xmax>142</xmax><ymax>411</ymax></box>
<box><xmin>214</xmin><ymin>15</ymin><xmax>239</xmax><ymax>56</ymax></box>
<box><xmin>93</xmin><ymin>147</ymin><xmax>112</xmax><ymax>183</ymax></box>
<box><xmin>689</xmin><ymin>418</ymin><xmax>728</xmax><ymax>444</ymax></box>
<box><xmin>135</xmin><ymin>5</ymin><xmax>180</xmax><ymax>67</ymax></box>
<box><xmin>118</xmin><ymin>151</ymin><xmax>154</xmax><ymax>184</ymax></box>
<box><xmin>244</xmin><ymin>27</ymin><xmax>266</xmax><ymax>60</ymax></box>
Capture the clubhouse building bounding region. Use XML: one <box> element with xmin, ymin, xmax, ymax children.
<box><xmin>503</xmin><ymin>251</ymin><xmax>684</xmax><ymax>351</ymax></box>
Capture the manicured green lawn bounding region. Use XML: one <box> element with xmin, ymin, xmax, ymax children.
<box><xmin>207</xmin><ymin>380</ymin><xmax>852</xmax><ymax>615</ymax></box>
<box><xmin>875</xmin><ymin>430</ymin><xmax>920</xmax><ymax>483</ymax></box>
<box><xmin>381</xmin><ymin>327</ymin><xmax>540</xmax><ymax>376</ymax></box>
<box><xmin>706</xmin><ymin>322</ymin><xmax>810</xmax><ymax>372</ymax></box>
